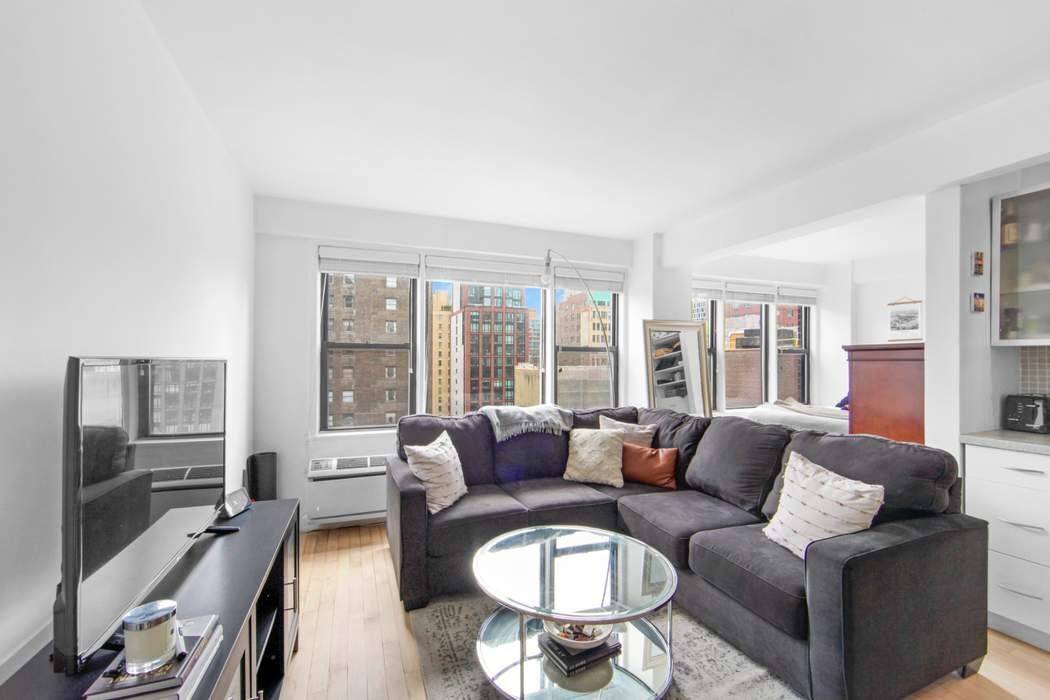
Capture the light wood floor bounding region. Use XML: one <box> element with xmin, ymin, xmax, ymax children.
<box><xmin>283</xmin><ymin>525</ymin><xmax>1050</xmax><ymax>700</ymax></box>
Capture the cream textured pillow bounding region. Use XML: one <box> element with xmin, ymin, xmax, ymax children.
<box><xmin>403</xmin><ymin>431</ymin><xmax>468</xmax><ymax>514</ymax></box>
<box><xmin>763</xmin><ymin>452</ymin><xmax>885</xmax><ymax>558</ymax></box>
<box><xmin>564</xmin><ymin>429</ymin><xmax>626</xmax><ymax>487</ymax></box>
<box><xmin>599</xmin><ymin>415</ymin><xmax>656</xmax><ymax>447</ymax></box>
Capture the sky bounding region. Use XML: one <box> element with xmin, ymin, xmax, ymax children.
<box><xmin>429</xmin><ymin>281</ymin><xmax>610</xmax><ymax>311</ymax></box>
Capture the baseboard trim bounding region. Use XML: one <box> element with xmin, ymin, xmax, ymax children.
<box><xmin>989</xmin><ymin>612</ymin><xmax>1050</xmax><ymax>651</ymax></box>
<box><xmin>0</xmin><ymin>618</ymin><xmax>51</xmax><ymax>687</ymax></box>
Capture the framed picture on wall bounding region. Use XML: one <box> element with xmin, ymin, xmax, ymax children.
<box><xmin>887</xmin><ymin>299</ymin><xmax>923</xmax><ymax>342</ymax></box>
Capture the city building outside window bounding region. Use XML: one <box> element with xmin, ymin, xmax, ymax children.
<box><xmin>386</xmin><ymin>298</ymin><xmax>397</xmax><ymax>311</ymax></box>
<box><xmin>321</xmin><ymin>272</ymin><xmax>414</xmax><ymax>430</ymax></box>
<box><xmin>554</xmin><ymin>289</ymin><xmax>618</xmax><ymax>409</ymax></box>
<box><xmin>426</xmin><ymin>281</ymin><xmax>544</xmax><ymax>415</ymax></box>
<box><xmin>691</xmin><ymin>293</ymin><xmax>811</xmax><ymax>408</ymax></box>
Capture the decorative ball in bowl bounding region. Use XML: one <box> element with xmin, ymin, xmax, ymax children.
<box><xmin>542</xmin><ymin>620</ymin><xmax>613</xmax><ymax>650</ymax></box>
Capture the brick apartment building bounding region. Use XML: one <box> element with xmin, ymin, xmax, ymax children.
<box><xmin>323</xmin><ymin>273</ymin><xmax>412</xmax><ymax>428</ymax></box>
<box><xmin>449</xmin><ymin>285</ymin><xmax>537</xmax><ymax>414</ymax></box>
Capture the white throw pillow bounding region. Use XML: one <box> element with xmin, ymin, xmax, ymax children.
<box><xmin>763</xmin><ymin>452</ymin><xmax>885</xmax><ymax>558</ymax></box>
<box><xmin>404</xmin><ymin>431</ymin><xmax>468</xmax><ymax>514</ymax></box>
<box><xmin>564</xmin><ymin>429</ymin><xmax>626</xmax><ymax>487</ymax></box>
<box><xmin>599</xmin><ymin>415</ymin><xmax>656</xmax><ymax>447</ymax></box>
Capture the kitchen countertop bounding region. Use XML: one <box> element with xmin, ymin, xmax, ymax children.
<box><xmin>960</xmin><ymin>429</ymin><xmax>1050</xmax><ymax>456</ymax></box>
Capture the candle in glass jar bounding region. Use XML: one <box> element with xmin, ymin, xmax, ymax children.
<box><xmin>122</xmin><ymin>600</ymin><xmax>178</xmax><ymax>675</ymax></box>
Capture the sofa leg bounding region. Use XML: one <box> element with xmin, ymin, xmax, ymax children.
<box><xmin>959</xmin><ymin>656</ymin><xmax>984</xmax><ymax>678</ymax></box>
<box><xmin>403</xmin><ymin>596</ymin><xmax>430</xmax><ymax>611</ymax></box>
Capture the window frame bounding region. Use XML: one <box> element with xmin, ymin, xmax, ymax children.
<box><xmin>319</xmin><ymin>273</ymin><xmax>417</xmax><ymax>432</ymax></box>
<box><xmin>774</xmin><ymin>304</ymin><xmax>811</xmax><ymax>404</ymax></box>
<box><xmin>553</xmin><ymin>291</ymin><xmax>619</xmax><ymax>408</ymax></box>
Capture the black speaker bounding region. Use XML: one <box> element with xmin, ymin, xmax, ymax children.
<box><xmin>245</xmin><ymin>451</ymin><xmax>278</xmax><ymax>501</ymax></box>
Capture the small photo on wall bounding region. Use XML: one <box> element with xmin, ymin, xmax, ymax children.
<box><xmin>972</xmin><ymin>292</ymin><xmax>986</xmax><ymax>313</ymax></box>
<box><xmin>887</xmin><ymin>299</ymin><xmax>923</xmax><ymax>341</ymax></box>
<box><xmin>972</xmin><ymin>251</ymin><xmax>984</xmax><ymax>276</ymax></box>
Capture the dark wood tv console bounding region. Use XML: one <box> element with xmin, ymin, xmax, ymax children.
<box><xmin>0</xmin><ymin>500</ymin><xmax>300</xmax><ymax>700</ymax></box>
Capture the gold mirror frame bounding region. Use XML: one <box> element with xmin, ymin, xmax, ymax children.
<box><xmin>643</xmin><ymin>320</ymin><xmax>713</xmax><ymax>417</ymax></box>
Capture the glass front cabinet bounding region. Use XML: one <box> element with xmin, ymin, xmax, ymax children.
<box><xmin>992</xmin><ymin>183</ymin><xmax>1050</xmax><ymax>345</ymax></box>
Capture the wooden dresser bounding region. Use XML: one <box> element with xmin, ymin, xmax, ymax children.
<box><xmin>843</xmin><ymin>342</ymin><xmax>924</xmax><ymax>443</ymax></box>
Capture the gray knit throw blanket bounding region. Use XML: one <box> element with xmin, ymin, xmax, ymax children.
<box><xmin>480</xmin><ymin>404</ymin><xmax>573</xmax><ymax>443</ymax></box>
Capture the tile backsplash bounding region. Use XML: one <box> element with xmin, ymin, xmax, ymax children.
<box><xmin>1020</xmin><ymin>346</ymin><xmax>1050</xmax><ymax>393</ymax></box>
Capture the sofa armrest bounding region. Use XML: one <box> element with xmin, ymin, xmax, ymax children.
<box><xmin>385</xmin><ymin>455</ymin><xmax>430</xmax><ymax>609</ymax></box>
<box><xmin>805</xmin><ymin>514</ymin><xmax>988</xmax><ymax>700</ymax></box>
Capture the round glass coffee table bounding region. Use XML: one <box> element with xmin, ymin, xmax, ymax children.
<box><xmin>473</xmin><ymin>525</ymin><xmax>677</xmax><ymax>699</ymax></box>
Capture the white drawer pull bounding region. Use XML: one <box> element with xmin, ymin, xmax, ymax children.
<box><xmin>1003</xmin><ymin>466</ymin><xmax>1046</xmax><ymax>475</ymax></box>
<box><xmin>998</xmin><ymin>518</ymin><xmax>1048</xmax><ymax>533</ymax></box>
<box><xmin>998</xmin><ymin>583</ymin><xmax>1044</xmax><ymax>601</ymax></box>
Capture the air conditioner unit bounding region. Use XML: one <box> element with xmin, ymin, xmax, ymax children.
<box><xmin>305</xmin><ymin>455</ymin><xmax>387</xmax><ymax>526</ymax></box>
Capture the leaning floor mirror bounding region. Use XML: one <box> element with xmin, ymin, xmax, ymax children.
<box><xmin>643</xmin><ymin>320</ymin><xmax>713</xmax><ymax>417</ymax></box>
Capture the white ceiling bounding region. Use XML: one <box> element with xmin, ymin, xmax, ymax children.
<box><xmin>749</xmin><ymin>196</ymin><xmax>925</xmax><ymax>264</ymax></box>
<box><xmin>141</xmin><ymin>1</ymin><xmax>1050</xmax><ymax>239</ymax></box>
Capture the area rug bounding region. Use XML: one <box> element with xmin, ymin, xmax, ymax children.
<box><xmin>409</xmin><ymin>594</ymin><xmax>800</xmax><ymax>699</ymax></box>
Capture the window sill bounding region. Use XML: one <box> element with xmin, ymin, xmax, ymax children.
<box><xmin>312</xmin><ymin>427</ymin><xmax>397</xmax><ymax>440</ymax></box>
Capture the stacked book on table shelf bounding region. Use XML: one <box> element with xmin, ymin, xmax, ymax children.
<box><xmin>538</xmin><ymin>633</ymin><xmax>621</xmax><ymax>677</ymax></box>
<box><xmin>84</xmin><ymin>615</ymin><xmax>223</xmax><ymax>700</ymax></box>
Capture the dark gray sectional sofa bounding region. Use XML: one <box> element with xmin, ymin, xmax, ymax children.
<box><xmin>386</xmin><ymin>406</ymin><xmax>988</xmax><ymax>699</ymax></box>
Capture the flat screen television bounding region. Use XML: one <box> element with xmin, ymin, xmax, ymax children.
<box><xmin>53</xmin><ymin>357</ymin><xmax>226</xmax><ymax>673</ymax></box>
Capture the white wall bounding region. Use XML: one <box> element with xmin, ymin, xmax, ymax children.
<box><xmin>664</xmin><ymin>76</ymin><xmax>1050</xmax><ymax>263</ymax></box>
<box><xmin>252</xmin><ymin>196</ymin><xmax>633</xmax><ymax>528</ymax></box>
<box><xmin>851</xmin><ymin>254</ymin><xmax>926</xmax><ymax>345</ymax></box>
<box><xmin>0</xmin><ymin>1</ymin><xmax>252</xmax><ymax>680</ymax></box>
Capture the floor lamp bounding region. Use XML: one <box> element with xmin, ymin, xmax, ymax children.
<box><xmin>540</xmin><ymin>248</ymin><xmax>617</xmax><ymax>405</ymax></box>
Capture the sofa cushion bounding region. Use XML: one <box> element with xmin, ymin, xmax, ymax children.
<box><xmin>572</xmin><ymin>406</ymin><xmax>638</xmax><ymax>429</ymax></box>
<box><xmin>588</xmin><ymin>481</ymin><xmax>671</xmax><ymax>500</ymax></box>
<box><xmin>617</xmin><ymin>490</ymin><xmax>761</xmax><ymax>567</ymax></box>
<box><xmin>501</xmin><ymin>478</ymin><xmax>617</xmax><ymax>529</ymax></box>
<box><xmin>427</xmin><ymin>484</ymin><xmax>529</xmax><ymax>558</ymax></box>
<box><xmin>493</xmin><ymin>432</ymin><xmax>570</xmax><ymax>482</ymax></box>
<box><xmin>765</xmin><ymin>431</ymin><xmax>959</xmax><ymax>520</ymax></box>
<box><xmin>404</xmin><ymin>431</ymin><xmax>468</xmax><ymax>514</ymax></box>
<box><xmin>564</xmin><ymin>428</ymin><xmax>625</xmax><ymax>487</ymax></box>
<box><xmin>599</xmin><ymin>415</ymin><xmax>655</xmax><ymax>446</ymax></box>
<box><xmin>685</xmin><ymin>417</ymin><xmax>792</xmax><ymax>515</ymax></box>
<box><xmin>621</xmin><ymin>443</ymin><xmax>678</xmax><ymax>489</ymax></box>
<box><xmin>689</xmin><ymin>523</ymin><xmax>808</xmax><ymax>639</ymax></box>
<box><xmin>637</xmin><ymin>408</ymin><xmax>711</xmax><ymax>486</ymax></box>
<box><xmin>397</xmin><ymin>413</ymin><xmax>496</xmax><ymax>486</ymax></box>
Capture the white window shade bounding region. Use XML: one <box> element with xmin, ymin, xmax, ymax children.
<box><xmin>318</xmin><ymin>245</ymin><xmax>421</xmax><ymax>277</ymax></box>
<box><xmin>724</xmin><ymin>282</ymin><xmax>777</xmax><ymax>304</ymax></box>
<box><xmin>553</xmin><ymin>265</ymin><xmax>626</xmax><ymax>293</ymax></box>
<box><xmin>691</xmin><ymin>278</ymin><xmax>726</xmax><ymax>300</ymax></box>
<box><xmin>424</xmin><ymin>254</ymin><xmax>546</xmax><ymax>286</ymax></box>
<box><xmin>777</xmin><ymin>286</ymin><xmax>819</xmax><ymax>306</ymax></box>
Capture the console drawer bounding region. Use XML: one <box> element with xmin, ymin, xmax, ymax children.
<box><xmin>965</xmin><ymin>445</ymin><xmax>1050</xmax><ymax>492</ymax></box>
<box><xmin>988</xmin><ymin>551</ymin><xmax>1050</xmax><ymax>634</ymax></box>
<box><xmin>968</xmin><ymin>478</ymin><xmax>1050</xmax><ymax>567</ymax></box>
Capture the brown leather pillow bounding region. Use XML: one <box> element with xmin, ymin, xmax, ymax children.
<box><xmin>621</xmin><ymin>443</ymin><xmax>678</xmax><ymax>489</ymax></box>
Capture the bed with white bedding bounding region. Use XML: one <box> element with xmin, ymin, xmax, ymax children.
<box><xmin>719</xmin><ymin>398</ymin><xmax>849</xmax><ymax>433</ymax></box>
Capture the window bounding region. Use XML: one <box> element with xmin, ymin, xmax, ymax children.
<box><xmin>554</xmin><ymin>289</ymin><xmax>618</xmax><ymax>409</ymax></box>
<box><xmin>425</xmin><ymin>281</ymin><xmax>544</xmax><ymax>415</ymax></box>
<box><xmin>776</xmin><ymin>304</ymin><xmax>810</xmax><ymax>403</ymax></box>
<box><xmin>321</xmin><ymin>272</ymin><xmax>414</xmax><ymax>430</ymax></box>
<box><xmin>386</xmin><ymin>298</ymin><xmax>397</xmax><ymax>311</ymax></box>
<box><xmin>691</xmin><ymin>290</ymin><xmax>812</xmax><ymax>409</ymax></box>
<box><xmin>723</xmin><ymin>302</ymin><xmax>765</xmax><ymax>408</ymax></box>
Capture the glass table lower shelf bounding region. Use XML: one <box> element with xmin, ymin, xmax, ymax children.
<box><xmin>476</xmin><ymin>607</ymin><xmax>672</xmax><ymax>699</ymax></box>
